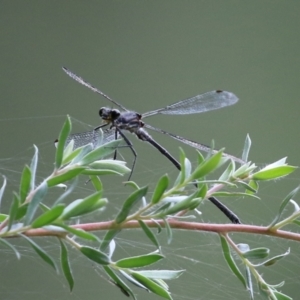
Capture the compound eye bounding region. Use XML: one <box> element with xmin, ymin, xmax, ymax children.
<box><xmin>111</xmin><ymin>109</ymin><xmax>120</xmax><ymax>119</ymax></box>
<box><xmin>99</xmin><ymin>108</ymin><xmax>105</xmax><ymax>117</ymax></box>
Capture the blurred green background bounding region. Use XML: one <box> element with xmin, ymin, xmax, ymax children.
<box><xmin>1</xmin><ymin>1</ymin><xmax>300</xmax><ymax>300</ymax></box>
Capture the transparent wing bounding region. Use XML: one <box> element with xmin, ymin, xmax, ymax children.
<box><xmin>66</xmin><ymin>128</ymin><xmax>116</xmax><ymax>150</ymax></box>
<box><xmin>62</xmin><ymin>67</ymin><xmax>128</xmax><ymax>111</ymax></box>
<box><xmin>142</xmin><ymin>90</ymin><xmax>238</xmax><ymax>118</ymax></box>
<box><xmin>144</xmin><ymin>123</ymin><xmax>245</xmax><ymax>164</ymax></box>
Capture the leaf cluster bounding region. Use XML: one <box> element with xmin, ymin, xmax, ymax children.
<box><xmin>0</xmin><ymin>120</ymin><xmax>299</xmax><ymax>300</ymax></box>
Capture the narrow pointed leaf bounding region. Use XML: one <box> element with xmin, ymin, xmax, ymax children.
<box><xmin>151</xmin><ymin>174</ymin><xmax>169</xmax><ymax>204</ymax></box>
<box><xmin>81</xmin><ymin>169</ymin><xmax>126</xmax><ymax>176</ymax></box>
<box><xmin>115</xmin><ymin>186</ymin><xmax>148</xmax><ymax>224</ymax></box>
<box><xmin>59</xmin><ymin>239</ymin><xmax>74</xmax><ymax>291</ymax></box>
<box><xmin>212</xmin><ymin>192</ymin><xmax>260</xmax><ymax>200</ymax></box>
<box><xmin>219</xmin><ymin>234</ymin><xmax>246</xmax><ymax>288</ymax></box>
<box><xmin>131</xmin><ymin>272</ymin><xmax>172</xmax><ymax>300</ymax></box>
<box><xmin>8</xmin><ymin>193</ymin><xmax>20</xmax><ymax>231</ymax></box>
<box><xmin>269</xmin><ymin>186</ymin><xmax>300</xmax><ymax>227</ymax></box>
<box><xmin>242</xmin><ymin>134</ymin><xmax>251</xmax><ymax>162</ymax></box>
<box><xmin>47</xmin><ymin>167</ymin><xmax>85</xmax><ymax>187</ymax></box>
<box><xmin>80</xmin><ymin>246</ymin><xmax>110</xmax><ymax>265</ymax></box>
<box><xmin>120</xmin><ymin>270</ymin><xmax>149</xmax><ymax>290</ymax></box>
<box><xmin>163</xmin><ymin>218</ymin><xmax>172</xmax><ymax>244</ymax></box>
<box><xmin>242</xmin><ymin>180</ymin><xmax>258</xmax><ymax>194</ymax></box>
<box><xmin>137</xmin><ymin>270</ymin><xmax>185</xmax><ymax>280</ymax></box>
<box><xmin>179</xmin><ymin>148</ymin><xmax>186</xmax><ymax>184</ymax></box>
<box><xmin>272</xmin><ymin>291</ymin><xmax>292</xmax><ymax>300</ymax></box>
<box><xmin>100</xmin><ymin>229</ymin><xmax>121</xmax><ymax>252</ymax></box>
<box><xmin>61</xmin><ymin>191</ymin><xmax>106</xmax><ymax>219</ymax></box>
<box><xmin>89</xmin><ymin>175</ymin><xmax>103</xmax><ymax>192</ymax></box>
<box><xmin>103</xmin><ymin>266</ymin><xmax>136</xmax><ymax>300</ymax></box>
<box><xmin>162</xmin><ymin>190</ymin><xmax>202</xmax><ymax>215</ymax></box>
<box><xmin>0</xmin><ymin>238</ymin><xmax>21</xmax><ymax>259</ymax></box>
<box><xmin>88</xmin><ymin>160</ymin><xmax>130</xmax><ymax>174</ymax></box>
<box><xmin>116</xmin><ymin>253</ymin><xmax>164</xmax><ymax>268</ymax></box>
<box><xmin>253</xmin><ymin>166</ymin><xmax>297</xmax><ymax>181</ymax></box>
<box><xmin>245</xmin><ymin>265</ymin><xmax>254</xmax><ymax>300</ymax></box>
<box><xmin>55</xmin><ymin>116</ymin><xmax>72</xmax><ymax>169</ymax></box>
<box><xmin>242</xmin><ymin>247</ymin><xmax>270</xmax><ymax>259</ymax></box>
<box><xmin>31</xmin><ymin>204</ymin><xmax>65</xmax><ymax>228</ymax></box>
<box><xmin>219</xmin><ymin>161</ymin><xmax>234</xmax><ymax>181</ymax></box>
<box><xmin>19</xmin><ymin>165</ymin><xmax>31</xmax><ymax>203</ymax></box>
<box><xmin>190</xmin><ymin>151</ymin><xmax>223</xmax><ymax>180</ymax></box>
<box><xmin>263</xmin><ymin>248</ymin><xmax>290</xmax><ymax>267</ymax></box>
<box><xmin>0</xmin><ymin>176</ymin><xmax>7</xmax><ymax>208</ymax></box>
<box><xmin>22</xmin><ymin>234</ymin><xmax>57</xmax><ymax>272</ymax></box>
<box><xmin>30</xmin><ymin>145</ymin><xmax>39</xmax><ymax>190</ymax></box>
<box><xmin>54</xmin><ymin>177</ymin><xmax>79</xmax><ymax>206</ymax></box>
<box><xmin>0</xmin><ymin>214</ymin><xmax>8</xmax><ymax>222</ymax></box>
<box><xmin>80</xmin><ymin>139</ymin><xmax>122</xmax><ymax>165</ymax></box>
<box><xmin>56</xmin><ymin>224</ymin><xmax>101</xmax><ymax>242</ymax></box>
<box><xmin>70</xmin><ymin>143</ymin><xmax>94</xmax><ymax>164</ymax></box>
<box><xmin>24</xmin><ymin>181</ymin><xmax>48</xmax><ymax>226</ymax></box>
<box><xmin>138</xmin><ymin>220</ymin><xmax>160</xmax><ymax>249</ymax></box>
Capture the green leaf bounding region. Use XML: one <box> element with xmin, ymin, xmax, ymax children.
<box><xmin>162</xmin><ymin>190</ymin><xmax>203</xmax><ymax>216</ymax></box>
<box><xmin>61</xmin><ymin>191</ymin><xmax>107</xmax><ymax>219</ymax></box>
<box><xmin>196</xmin><ymin>150</ymin><xmax>205</xmax><ymax>165</ymax></box>
<box><xmin>59</xmin><ymin>239</ymin><xmax>74</xmax><ymax>291</ymax></box>
<box><xmin>7</xmin><ymin>193</ymin><xmax>20</xmax><ymax>231</ymax></box>
<box><xmin>15</xmin><ymin>203</ymin><xmax>28</xmax><ymax>220</ymax></box>
<box><xmin>131</xmin><ymin>272</ymin><xmax>172</xmax><ymax>300</ymax></box>
<box><xmin>80</xmin><ymin>246</ymin><xmax>110</xmax><ymax>265</ymax></box>
<box><xmin>56</xmin><ymin>224</ymin><xmax>101</xmax><ymax>242</ymax></box>
<box><xmin>24</xmin><ymin>181</ymin><xmax>48</xmax><ymax>226</ymax></box>
<box><xmin>211</xmin><ymin>192</ymin><xmax>260</xmax><ymax>200</ymax></box>
<box><xmin>21</xmin><ymin>234</ymin><xmax>58</xmax><ymax>272</ymax></box>
<box><xmin>79</xmin><ymin>139</ymin><xmax>123</xmax><ymax>165</ymax></box>
<box><xmin>190</xmin><ymin>151</ymin><xmax>223</xmax><ymax>180</ymax></box>
<box><xmin>31</xmin><ymin>204</ymin><xmax>65</xmax><ymax>228</ymax></box>
<box><xmin>81</xmin><ymin>169</ymin><xmax>127</xmax><ymax>176</ymax></box>
<box><xmin>89</xmin><ymin>175</ymin><xmax>103</xmax><ymax>192</ymax></box>
<box><xmin>69</xmin><ymin>144</ymin><xmax>94</xmax><ymax>165</ymax></box>
<box><xmin>137</xmin><ymin>270</ymin><xmax>185</xmax><ymax>280</ymax></box>
<box><xmin>0</xmin><ymin>176</ymin><xmax>7</xmax><ymax>208</ymax></box>
<box><xmin>253</xmin><ymin>166</ymin><xmax>297</xmax><ymax>181</ymax></box>
<box><xmin>30</xmin><ymin>145</ymin><xmax>38</xmax><ymax>190</ymax></box>
<box><xmin>151</xmin><ymin>174</ymin><xmax>169</xmax><ymax>204</ymax></box>
<box><xmin>262</xmin><ymin>248</ymin><xmax>290</xmax><ymax>267</ymax></box>
<box><xmin>115</xmin><ymin>186</ymin><xmax>148</xmax><ymax>224</ymax></box>
<box><xmin>0</xmin><ymin>238</ymin><xmax>21</xmax><ymax>259</ymax></box>
<box><xmin>219</xmin><ymin>234</ymin><xmax>246</xmax><ymax>288</ymax></box>
<box><xmin>0</xmin><ymin>214</ymin><xmax>8</xmax><ymax>222</ymax></box>
<box><xmin>116</xmin><ymin>253</ymin><xmax>164</xmax><ymax>268</ymax></box>
<box><xmin>47</xmin><ymin>167</ymin><xmax>85</xmax><ymax>187</ymax></box>
<box><xmin>54</xmin><ymin>177</ymin><xmax>79</xmax><ymax>206</ymax></box>
<box><xmin>19</xmin><ymin>165</ymin><xmax>31</xmax><ymax>204</ymax></box>
<box><xmin>269</xmin><ymin>186</ymin><xmax>300</xmax><ymax>227</ymax></box>
<box><xmin>55</xmin><ymin>116</ymin><xmax>72</xmax><ymax>169</ymax></box>
<box><xmin>242</xmin><ymin>134</ymin><xmax>251</xmax><ymax>162</ymax></box>
<box><xmin>219</xmin><ymin>161</ymin><xmax>234</xmax><ymax>181</ymax></box>
<box><xmin>103</xmin><ymin>266</ymin><xmax>136</xmax><ymax>300</ymax></box>
<box><xmin>61</xmin><ymin>143</ymin><xmax>82</xmax><ymax>165</ymax></box>
<box><xmin>120</xmin><ymin>270</ymin><xmax>149</xmax><ymax>290</ymax></box>
<box><xmin>272</xmin><ymin>291</ymin><xmax>292</xmax><ymax>300</ymax></box>
<box><xmin>245</xmin><ymin>265</ymin><xmax>254</xmax><ymax>300</ymax></box>
<box><xmin>241</xmin><ymin>180</ymin><xmax>258</xmax><ymax>194</ymax></box>
<box><xmin>242</xmin><ymin>247</ymin><xmax>270</xmax><ymax>259</ymax></box>
<box><xmin>88</xmin><ymin>160</ymin><xmax>130</xmax><ymax>175</ymax></box>
<box><xmin>100</xmin><ymin>229</ymin><xmax>121</xmax><ymax>252</ymax></box>
<box><xmin>138</xmin><ymin>220</ymin><xmax>160</xmax><ymax>250</ymax></box>
<box><xmin>163</xmin><ymin>218</ymin><xmax>172</xmax><ymax>244</ymax></box>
